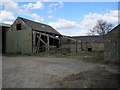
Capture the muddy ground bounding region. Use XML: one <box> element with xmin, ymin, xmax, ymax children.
<box><xmin>2</xmin><ymin>56</ymin><xmax>120</xmax><ymax>88</ymax></box>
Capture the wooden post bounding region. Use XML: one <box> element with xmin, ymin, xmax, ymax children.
<box><xmin>76</xmin><ymin>40</ymin><xmax>78</xmax><ymax>53</ymax></box>
<box><xmin>47</xmin><ymin>34</ymin><xmax>49</xmax><ymax>53</ymax></box>
<box><xmin>81</xmin><ymin>41</ymin><xmax>82</xmax><ymax>51</ymax></box>
<box><xmin>69</xmin><ymin>40</ymin><xmax>71</xmax><ymax>53</ymax></box>
<box><xmin>60</xmin><ymin>37</ymin><xmax>62</xmax><ymax>54</ymax></box>
<box><xmin>33</xmin><ymin>31</ymin><xmax>36</xmax><ymax>54</ymax></box>
<box><xmin>86</xmin><ymin>42</ymin><xmax>87</xmax><ymax>51</ymax></box>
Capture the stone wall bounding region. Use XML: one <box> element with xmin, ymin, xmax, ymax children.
<box><xmin>104</xmin><ymin>25</ymin><xmax>120</xmax><ymax>63</ymax></box>
<box><xmin>81</xmin><ymin>42</ymin><xmax>104</xmax><ymax>52</ymax></box>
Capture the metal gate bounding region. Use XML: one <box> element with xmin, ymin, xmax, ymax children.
<box><xmin>6</xmin><ymin>30</ymin><xmax>32</xmax><ymax>54</ymax></box>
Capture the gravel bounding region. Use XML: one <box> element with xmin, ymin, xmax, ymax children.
<box><xmin>2</xmin><ymin>56</ymin><xmax>119</xmax><ymax>88</ymax></box>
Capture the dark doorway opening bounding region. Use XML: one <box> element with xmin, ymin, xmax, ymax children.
<box><xmin>88</xmin><ymin>48</ymin><xmax>92</xmax><ymax>51</ymax></box>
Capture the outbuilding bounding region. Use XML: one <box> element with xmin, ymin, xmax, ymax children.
<box><xmin>0</xmin><ymin>23</ymin><xmax>11</xmax><ymax>53</ymax></box>
<box><xmin>6</xmin><ymin>17</ymin><xmax>61</xmax><ymax>54</ymax></box>
<box><xmin>104</xmin><ymin>24</ymin><xmax>120</xmax><ymax>63</ymax></box>
<box><xmin>72</xmin><ymin>36</ymin><xmax>104</xmax><ymax>52</ymax></box>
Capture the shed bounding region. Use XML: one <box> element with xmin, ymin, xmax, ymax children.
<box><xmin>104</xmin><ymin>24</ymin><xmax>120</xmax><ymax>63</ymax></box>
<box><xmin>72</xmin><ymin>36</ymin><xmax>104</xmax><ymax>51</ymax></box>
<box><xmin>6</xmin><ymin>17</ymin><xmax>61</xmax><ymax>54</ymax></box>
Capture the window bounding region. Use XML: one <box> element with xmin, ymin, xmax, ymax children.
<box><xmin>17</xmin><ymin>23</ymin><xmax>21</xmax><ymax>30</ymax></box>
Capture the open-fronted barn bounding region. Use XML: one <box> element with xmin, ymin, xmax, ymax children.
<box><xmin>0</xmin><ymin>23</ymin><xmax>11</xmax><ymax>53</ymax></box>
<box><xmin>72</xmin><ymin>36</ymin><xmax>104</xmax><ymax>52</ymax></box>
<box><xmin>104</xmin><ymin>24</ymin><xmax>120</xmax><ymax>63</ymax></box>
<box><xmin>6</xmin><ymin>17</ymin><xmax>62</xmax><ymax>54</ymax></box>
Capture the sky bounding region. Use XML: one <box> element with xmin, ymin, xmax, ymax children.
<box><xmin>0</xmin><ymin>0</ymin><xmax>119</xmax><ymax>36</ymax></box>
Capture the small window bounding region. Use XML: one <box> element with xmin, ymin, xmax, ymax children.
<box><xmin>17</xmin><ymin>23</ymin><xmax>21</xmax><ymax>30</ymax></box>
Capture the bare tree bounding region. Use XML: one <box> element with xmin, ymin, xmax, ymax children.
<box><xmin>89</xmin><ymin>19</ymin><xmax>113</xmax><ymax>36</ymax></box>
<box><xmin>88</xmin><ymin>28</ymin><xmax>96</xmax><ymax>35</ymax></box>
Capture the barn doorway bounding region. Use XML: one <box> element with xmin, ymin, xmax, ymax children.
<box><xmin>88</xmin><ymin>48</ymin><xmax>92</xmax><ymax>51</ymax></box>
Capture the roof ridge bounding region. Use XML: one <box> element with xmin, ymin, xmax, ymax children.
<box><xmin>72</xmin><ymin>35</ymin><xmax>101</xmax><ymax>37</ymax></box>
<box><xmin>17</xmin><ymin>17</ymin><xmax>61</xmax><ymax>35</ymax></box>
<box><xmin>18</xmin><ymin>17</ymin><xmax>49</xmax><ymax>26</ymax></box>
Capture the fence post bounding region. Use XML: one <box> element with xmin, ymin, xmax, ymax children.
<box><xmin>76</xmin><ymin>40</ymin><xmax>78</xmax><ymax>53</ymax></box>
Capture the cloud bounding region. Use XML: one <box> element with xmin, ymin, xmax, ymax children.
<box><xmin>48</xmin><ymin>2</ymin><xmax>64</xmax><ymax>13</ymax></box>
<box><xmin>82</xmin><ymin>10</ymin><xmax>119</xmax><ymax>28</ymax></box>
<box><xmin>58</xmin><ymin>2</ymin><xmax>64</xmax><ymax>8</ymax></box>
<box><xmin>27</xmin><ymin>13</ymin><xmax>44</xmax><ymax>22</ymax></box>
<box><xmin>0</xmin><ymin>10</ymin><xmax>15</xmax><ymax>21</ymax></box>
<box><xmin>75</xmin><ymin>29</ymin><xmax>91</xmax><ymax>36</ymax></box>
<box><xmin>3</xmin><ymin>21</ymin><xmax>13</xmax><ymax>24</ymax></box>
<box><xmin>23</xmin><ymin>1</ymin><xmax>44</xmax><ymax>10</ymax></box>
<box><xmin>1</xmin><ymin>0</ymin><xmax>19</xmax><ymax>13</ymax></box>
<box><xmin>48</xmin><ymin>10</ymin><xmax>119</xmax><ymax>36</ymax></box>
<box><xmin>42</xmin><ymin>0</ymin><xmax>54</xmax><ymax>1</ymax></box>
<box><xmin>0</xmin><ymin>0</ymin><xmax>44</xmax><ymax>23</ymax></box>
<box><xmin>48</xmin><ymin>15</ymin><xmax>53</xmax><ymax>18</ymax></box>
<box><xmin>48</xmin><ymin>18</ymin><xmax>80</xmax><ymax>29</ymax></box>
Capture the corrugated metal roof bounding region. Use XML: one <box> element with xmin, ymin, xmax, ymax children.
<box><xmin>19</xmin><ymin>17</ymin><xmax>61</xmax><ymax>35</ymax></box>
<box><xmin>0</xmin><ymin>23</ymin><xmax>11</xmax><ymax>27</ymax></box>
<box><xmin>72</xmin><ymin>36</ymin><xmax>104</xmax><ymax>43</ymax></box>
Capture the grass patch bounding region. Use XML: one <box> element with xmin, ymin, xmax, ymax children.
<box><xmin>3</xmin><ymin>51</ymin><xmax>104</xmax><ymax>63</ymax></box>
<box><xmin>81</xmin><ymin>51</ymin><xmax>104</xmax><ymax>63</ymax></box>
<box><xmin>69</xmin><ymin>51</ymin><xmax>97</xmax><ymax>56</ymax></box>
<box><xmin>51</xmin><ymin>51</ymin><xmax>104</xmax><ymax>63</ymax></box>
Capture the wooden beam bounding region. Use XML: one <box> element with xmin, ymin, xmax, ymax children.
<box><xmin>37</xmin><ymin>36</ymin><xmax>46</xmax><ymax>45</ymax></box>
<box><xmin>36</xmin><ymin>31</ymin><xmax>60</xmax><ymax>40</ymax></box>
<box><xmin>36</xmin><ymin>34</ymin><xmax>41</xmax><ymax>53</ymax></box>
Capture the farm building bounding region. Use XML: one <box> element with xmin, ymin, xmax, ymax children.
<box><xmin>6</xmin><ymin>17</ymin><xmax>81</xmax><ymax>54</ymax></box>
<box><xmin>104</xmin><ymin>24</ymin><xmax>120</xmax><ymax>63</ymax></box>
<box><xmin>61</xmin><ymin>36</ymin><xmax>81</xmax><ymax>53</ymax></box>
<box><xmin>72</xmin><ymin>36</ymin><xmax>104</xmax><ymax>52</ymax></box>
<box><xmin>6</xmin><ymin>17</ymin><xmax>62</xmax><ymax>54</ymax></box>
<box><xmin>0</xmin><ymin>23</ymin><xmax>11</xmax><ymax>53</ymax></box>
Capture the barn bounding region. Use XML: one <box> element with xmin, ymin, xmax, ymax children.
<box><xmin>6</xmin><ymin>17</ymin><xmax>62</xmax><ymax>54</ymax></box>
<box><xmin>72</xmin><ymin>36</ymin><xmax>104</xmax><ymax>52</ymax></box>
<box><xmin>104</xmin><ymin>24</ymin><xmax>120</xmax><ymax>63</ymax></box>
<box><xmin>0</xmin><ymin>23</ymin><xmax>11</xmax><ymax>53</ymax></box>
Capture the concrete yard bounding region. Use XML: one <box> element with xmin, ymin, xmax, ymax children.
<box><xmin>2</xmin><ymin>56</ymin><xmax>120</xmax><ymax>88</ymax></box>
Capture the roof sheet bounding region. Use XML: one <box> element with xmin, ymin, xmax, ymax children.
<box><xmin>106</xmin><ymin>24</ymin><xmax>120</xmax><ymax>36</ymax></box>
<box><xmin>72</xmin><ymin>36</ymin><xmax>104</xmax><ymax>43</ymax></box>
<box><xmin>19</xmin><ymin>17</ymin><xmax>61</xmax><ymax>35</ymax></box>
<box><xmin>0</xmin><ymin>23</ymin><xmax>11</xmax><ymax>27</ymax></box>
